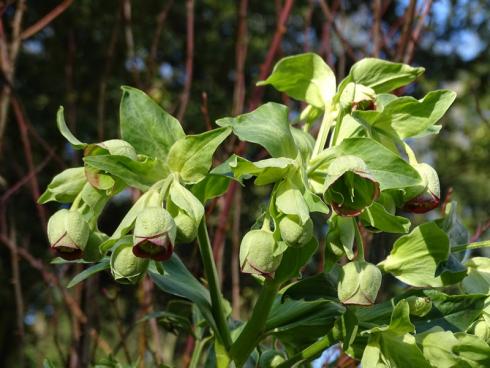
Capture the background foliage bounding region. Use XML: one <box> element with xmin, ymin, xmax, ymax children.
<box><xmin>0</xmin><ymin>0</ymin><xmax>488</xmax><ymax>366</ymax></box>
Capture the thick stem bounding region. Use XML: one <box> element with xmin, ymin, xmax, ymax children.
<box><xmin>452</xmin><ymin>240</ymin><xmax>490</xmax><ymax>253</ymax></box>
<box><xmin>196</xmin><ymin>219</ymin><xmax>232</xmax><ymax>350</ymax></box>
<box><xmin>353</xmin><ymin>219</ymin><xmax>365</xmax><ymax>260</ymax></box>
<box><xmin>230</xmin><ymin>278</ymin><xmax>281</xmax><ymax>367</ymax></box>
<box><xmin>275</xmin><ymin>333</ymin><xmax>336</xmax><ymax>368</ymax></box>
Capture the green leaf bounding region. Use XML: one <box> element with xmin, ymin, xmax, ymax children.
<box><xmin>216</xmin><ymin>102</ymin><xmax>298</xmax><ymax>158</ymax></box>
<box><xmin>353</xmin><ymin>90</ymin><xmax>457</xmax><ymax>139</ymax></box>
<box><xmin>43</xmin><ymin>358</ymin><xmax>57</xmax><ymax>368</ymax></box>
<box><xmin>212</xmin><ymin>155</ymin><xmax>297</xmax><ymax>185</ymax></box>
<box><xmin>290</xmin><ymin>126</ymin><xmax>315</xmax><ymax>162</ymax></box>
<box><xmin>149</xmin><ymin>255</ymin><xmax>220</xmax><ymax>339</ymax></box>
<box><xmin>281</xmin><ymin>272</ymin><xmax>338</xmax><ymax>302</ymax></box>
<box><xmin>360</xmin><ymin>201</ymin><xmax>411</xmax><ymax>234</ymax></box>
<box><xmin>120</xmin><ymin>86</ymin><xmax>185</xmax><ymax>161</ymax></box>
<box><xmin>38</xmin><ymin>167</ymin><xmax>86</xmax><ymax>204</ymax></box>
<box><xmin>361</xmin><ymin>300</ymin><xmax>431</xmax><ymax>368</ymax></box>
<box><xmin>265</xmin><ymin>297</ymin><xmax>345</xmax><ymax>347</ymax></box>
<box><xmin>56</xmin><ymin>107</ymin><xmax>86</xmax><ymax>149</ymax></box>
<box><xmin>257</xmin><ymin>53</ymin><xmax>336</xmax><ymax>108</ymax></box>
<box><xmin>421</xmin><ymin>330</ymin><xmax>490</xmax><ymax>368</ymax></box>
<box><xmin>378</xmin><ymin>222</ymin><xmax>452</xmax><ymax>287</ymax></box>
<box><xmin>167</xmin><ymin>127</ymin><xmax>231</xmax><ymax>184</ymax></box>
<box><xmin>275</xmin><ymin>237</ymin><xmax>318</xmax><ymax>283</ymax></box>
<box><xmin>436</xmin><ymin>201</ymin><xmax>470</xmax><ymax>247</ymax></box>
<box><xmin>67</xmin><ymin>260</ymin><xmax>110</xmax><ymax>288</ymax></box>
<box><xmin>309</xmin><ymin>137</ymin><xmax>423</xmax><ymax>193</ymax></box>
<box><xmin>347</xmin><ymin>58</ymin><xmax>425</xmax><ymax>93</ymax></box>
<box><xmin>191</xmin><ymin>174</ymin><xmax>231</xmax><ymax>203</ymax></box>
<box><xmin>84</xmin><ymin>154</ymin><xmax>167</xmax><ymax>191</ymax></box>
<box><xmin>462</xmin><ymin>257</ymin><xmax>490</xmax><ymax>295</ymax></box>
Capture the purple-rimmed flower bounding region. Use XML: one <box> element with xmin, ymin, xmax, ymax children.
<box><xmin>47</xmin><ymin>209</ymin><xmax>90</xmax><ymax>260</ymax></box>
<box><xmin>132</xmin><ymin>207</ymin><xmax>176</xmax><ymax>261</ymax></box>
<box><xmin>403</xmin><ymin>163</ymin><xmax>440</xmax><ymax>214</ymax></box>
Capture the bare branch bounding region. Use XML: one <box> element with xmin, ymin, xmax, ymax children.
<box><xmin>20</xmin><ymin>0</ymin><xmax>74</xmax><ymax>40</ymax></box>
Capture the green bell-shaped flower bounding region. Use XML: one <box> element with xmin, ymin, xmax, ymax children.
<box><xmin>133</xmin><ymin>207</ymin><xmax>176</xmax><ymax>261</ymax></box>
<box><xmin>173</xmin><ymin>210</ymin><xmax>198</xmax><ymax>243</ymax></box>
<box><xmin>111</xmin><ymin>241</ymin><xmax>149</xmax><ymax>284</ymax></box>
<box><xmin>403</xmin><ymin>163</ymin><xmax>440</xmax><ymax>213</ymax></box>
<box><xmin>406</xmin><ymin>296</ymin><xmax>432</xmax><ymax>317</ymax></box>
<box><xmin>278</xmin><ymin>215</ymin><xmax>313</xmax><ymax>248</ymax></box>
<box><xmin>240</xmin><ymin>229</ymin><xmax>283</xmax><ymax>277</ymax></box>
<box><xmin>47</xmin><ymin>209</ymin><xmax>90</xmax><ymax>260</ymax></box>
<box><xmin>338</xmin><ymin>260</ymin><xmax>382</xmax><ymax>305</ymax></box>
<box><xmin>323</xmin><ymin>156</ymin><xmax>380</xmax><ymax>216</ymax></box>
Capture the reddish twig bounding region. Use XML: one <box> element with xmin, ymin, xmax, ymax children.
<box><xmin>372</xmin><ymin>0</ymin><xmax>382</xmax><ymax>57</ymax></box>
<box><xmin>248</xmin><ymin>0</ymin><xmax>294</xmax><ymax>110</ymax></box>
<box><xmin>231</xmin><ymin>187</ymin><xmax>242</xmax><ymax>319</ymax></box>
<box><xmin>177</xmin><ymin>0</ymin><xmax>195</xmax><ymax>123</ymax></box>
<box><xmin>11</xmin><ymin>96</ymin><xmax>47</xmax><ymax>229</ymax></box>
<box><xmin>232</xmin><ymin>0</ymin><xmax>249</xmax><ymax>116</ymax></box>
<box><xmin>395</xmin><ymin>0</ymin><xmax>417</xmax><ymax>61</ymax></box>
<box><xmin>404</xmin><ymin>0</ymin><xmax>433</xmax><ymax>64</ymax></box>
<box><xmin>20</xmin><ymin>0</ymin><xmax>74</xmax><ymax>40</ymax></box>
<box><xmin>200</xmin><ymin>92</ymin><xmax>212</xmax><ymax>131</ymax></box>
<box><xmin>470</xmin><ymin>221</ymin><xmax>490</xmax><ymax>243</ymax></box>
<box><xmin>147</xmin><ymin>0</ymin><xmax>174</xmax><ymax>84</ymax></box>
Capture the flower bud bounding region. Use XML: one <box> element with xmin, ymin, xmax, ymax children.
<box><xmin>83</xmin><ymin>231</ymin><xmax>108</xmax><ymax>262</ymax></box>
<box><xmin>133</xmin><ymin>207</ymin><xmax>176</xmax><ymax>261</ymax></box>
<box><xmin>47</xmin><ymin>209</ymin><xmax>90</xmax><ymax>260</ymax></box>
<box><xmin>111</xmin><ymin>241</ymin><xmax>149</xmax><ymax>284</ymax></box>
<box><xmin>240</xmin><ymin>229</ymin><xmax>282</xmax><ymax>277</ymax></box>
<box><xmin>406</xmin><ymin>296</ymin><xmax>432</xmax><ymax>317</ymax></box>
<box><xmin>403</xmin><ymin>163</ymin><xmax>440</xmax><ymax>213</ymax></box>
<box><xmin>173</xmin><ymin>210</ymin><xmax>198</xmax><ymax>243</ymax></box>
<box><xmin>259</xmin><ymin>350</ymin><xmax>286</xmax><ymax>368</ymax></box>
<box><xmin>473</xmin><ymin>318</ymin><xmax>490</xmax><ymax>343</ymax></box>
<box><xmin>338</xmin><ymin>261</ymin><xmax>381</xmax><ymax>305</ymax></box>
<box><xmin>278</xmin><ymin>215</ymin><xmax>313</xmax><ymax>248</ymax></box>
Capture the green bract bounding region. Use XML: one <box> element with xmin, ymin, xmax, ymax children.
<box><xmin>133</xmin><ymin>207</ymin><xmax>176</xmax><ymax>261</ymax></box>
<box><xmin>239</xmin><ymin>229</ymin><xmax>283</xmax><ymax>277</ymax></box>
<box><xmin>406</xmin><ymin>296</ymin><xmax>432</xmax><ymax>317</ymax></box>
<box><xmin>110</xmin><ymin>241</ymin><xmax>149</xmax><ymax>284</ymax></box>
<box><xmin>47</xmin><ymin>209</ymin><xmax>90</xmax><ymax>260</ymax></box>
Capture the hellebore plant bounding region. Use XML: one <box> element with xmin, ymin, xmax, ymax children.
<box><xmin>40</xmin><ymin>54</ymin><xmax>490</xmax><ymax>367</ymax></box>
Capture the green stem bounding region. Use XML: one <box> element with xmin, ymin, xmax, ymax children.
<box><xmin>230</xmin><ymin>278</ymin><xmax>281</xmax><ymax>367</ymax></box>
<box><xmin>312</xmin><ymin>107</ymin><xmax>334</xmax><ymax>158</ymax></box>
<box><xmin>189</xmin><ymin>336</ymin><xmax>213</xmax><ymax>368</ymax></box>
<box><xmin>353</xmin><ymin>219</ymin><xmax>365</xmax><ymax>260</ymax></box>
<box><xmin>452</xmin><ymin>240</ymin><xmax>490</xmax><ymax>253</ymax></box>
<box><xmin>196</xmin><ymin>219</ymin><xmax>232</xmax><ymax>350</ymax></box>
<box><xmin>275</xmin><ymin>332</ymin><xmax>336</xmax><ymax>368</ymax></box>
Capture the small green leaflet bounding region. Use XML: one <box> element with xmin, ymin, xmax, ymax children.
<box><xmin>342</xmin><ymin>58</ymin><xmax>425</xmax><ymax>94</ymax></box>
<box><xmin>167</xmin><ymin>127</ymin><xmax>231</xmax><ymax>184</ymax></box>
<box><xmin>257</xmin><ymin>52</ymin><xmax>336</xmax><ymax>108</ymax></box>
<box><xmin>216</xmin><ymin>102</ymin><xmax>298</xmax><ymax>159</ymax></box>
<box><xmin>38</xmin><ymin>167</ymin><xmax>86</xmax><ymax>204</ymax></box>
<box><xmin>67</xmin><ymin>259</ymin><xmax>110</xmax><ymax>288</ymax></box>
<box><xmin>56</xmin><ymin>106</ymin><xmax>86</xmax><ymax>149</ymax></box>
<box><xmin>120</xmin><ymin>86</ymin><xmax>185</xmax><ymax>162</ymax></box>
